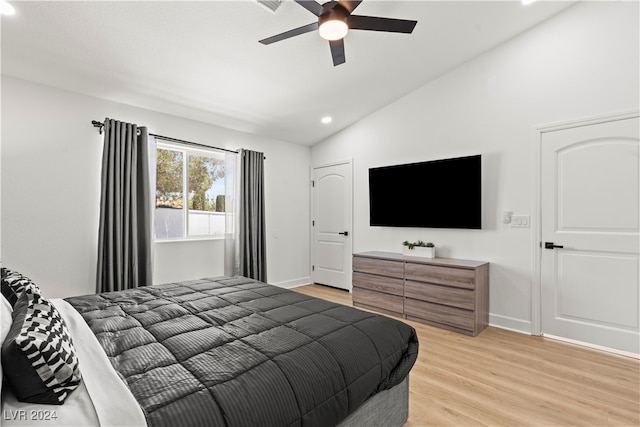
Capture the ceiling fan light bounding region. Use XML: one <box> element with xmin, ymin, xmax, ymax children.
<box><xmin>318</xmin><ymin>7</ymin><xmax>349</xmax><ymax>41</ymax></box>
<box><xmin>319</xmin><ymin>20</ymin><xmax>348</xmax><ymax>41</ymax></box>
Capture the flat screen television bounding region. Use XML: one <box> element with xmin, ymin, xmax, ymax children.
<box><xmin>369</xmin><ymin>154</ymin><xmax>481</xmax><ymax>229</ymax></box>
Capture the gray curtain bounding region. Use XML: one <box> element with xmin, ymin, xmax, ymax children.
<box><xmin>239</xmin><ymin>149</ymin><xmax>267</xmax><ymax>282</ymax></box>
<box><xmin>96</xmin><ymin>118</ymin><xmax>153</xmax><ymax>293</ymax></box>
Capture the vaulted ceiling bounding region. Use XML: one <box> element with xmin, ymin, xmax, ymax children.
<box><xmin>1</xmin><ymin>0</ymin><xmax>576</xmax><ymax>145</ymax></box>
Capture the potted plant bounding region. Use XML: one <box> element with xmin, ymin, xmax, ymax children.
<box><xmin>402</xmin><ymin>240</ymin><xmax>435</xmax><ymax>258</ymax></box>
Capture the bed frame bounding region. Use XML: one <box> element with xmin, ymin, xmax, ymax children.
<box><xmin>338</xmin><ymin>377</ymin><xmax>409</xmax><ymax>427</ymax></box>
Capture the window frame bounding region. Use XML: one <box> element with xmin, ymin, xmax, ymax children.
<box><xmin>155</xmin><ymin>141</ymin><xmax>227</xmax><ymax>242</ymax></box>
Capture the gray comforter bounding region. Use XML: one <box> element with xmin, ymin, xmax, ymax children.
<box><xmin>65</xmin><ymin>276</ymin><xmax>418</xmax><ymax>427</ymax></box>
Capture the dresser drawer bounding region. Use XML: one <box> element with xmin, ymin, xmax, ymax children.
<box><xmin>405</xmin><ymin>263</ymin><xmax>476</xmax><ymax>289</ymax></box>
<box><xmin>353</xmin><ymin>287</ymin><xmax>403</xmax><ymax>314</ymax></box>
<box><xmin>404</xmin><ymin>298</ymin><xmax>474</xmax><ymax>331</ymax></box>
<box><xmin>405</xmin><ymin>280</ymin><xmax>474</xmax><ymax>310</ymax></box>
<box><xmin>353</xmin><ymin>272</ymin><xmax>404</xmax><ymax>296</ymax></box>
<box><xmin>353</xmin><ymin>256</ymin><xmax>404</xmax><ymax>279</ymax></box>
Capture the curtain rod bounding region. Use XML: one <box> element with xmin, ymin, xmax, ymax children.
<box><xmin>91</xmin><ymin>120</ymin><xmax>240</xmax><ymax>155</ymax></box>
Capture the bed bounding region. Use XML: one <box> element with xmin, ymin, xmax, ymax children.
<box><xmin>1</xmin><ymin>271</ymin><xmax>418</xmax><ymax>427</ymax></box>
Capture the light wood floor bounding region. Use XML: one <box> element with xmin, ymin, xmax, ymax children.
<box><xmin>293</xmin><ymin>284</ymin><xmax>640</xmax><ymax>427</ymax></box>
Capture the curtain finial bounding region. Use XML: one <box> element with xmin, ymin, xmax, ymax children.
<box><xmin>91</xmin><ymin>120</ymin><xmax>105</xmax><ymax>135</ymax></box>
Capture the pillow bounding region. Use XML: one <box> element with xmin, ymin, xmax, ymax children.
<box><xmin>2</xmin><ymin>285</ymin><xmax>82</xmax><ymax>404</ymax></box>
<box><xmin>1</xmin><ymin>297</ymin><xmax>12</xmax><ymax>343</ymax></box>
<box><xmin>1</xmin><ymin>267</ymin><xmax>41</xmax><ymax>308</ymax></box>
<box><xmin>1</xmin><ymin>297</ymin><xmax>12</xmax><ymax>391</ymax></box>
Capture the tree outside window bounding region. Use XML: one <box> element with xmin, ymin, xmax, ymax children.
<box><xmin>155</xmin><ymin>146</ymin><xmax>225</xmax><ymax>239</ymax></box>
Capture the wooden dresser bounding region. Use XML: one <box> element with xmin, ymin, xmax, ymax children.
<box><xmin>352</xmin><ymin>251</ymin><xmax>489</xmax><ymax>336</ymax></box>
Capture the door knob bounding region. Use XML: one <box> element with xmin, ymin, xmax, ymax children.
<box><xmin>338</xmin><ymin>231</ymin><xmax>349</xmax><ymax>236</ymax></box>
<box><xmin>544</xmin><ymin>242</ymin><xmax>564</xmax><ymax>249</ymax></box>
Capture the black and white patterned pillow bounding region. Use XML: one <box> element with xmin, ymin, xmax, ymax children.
<box><xmin>1</xmin><ymin>285</ymin><xmax>81</xmax><ymax>404</ymax></box>
<box><xmin>1</xmin><ymin>268</ymin><xmax>41</xmax><ymax>308</ymax></box>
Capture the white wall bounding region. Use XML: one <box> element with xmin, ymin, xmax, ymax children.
<box><xmin>1</xmin><ymin>76</ymin><xmax>311</xmax><ymax>298</ymax></box>
<box><xmin>311</xmin><ymin>1</ymin><xmax>639</xmax><ymax>333</ymax></box>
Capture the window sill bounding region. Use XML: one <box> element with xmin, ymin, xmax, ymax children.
<box><xmin>155</xmin><ymin>236</ymin><xmax>225</xmax><ymax>244</ymax></box>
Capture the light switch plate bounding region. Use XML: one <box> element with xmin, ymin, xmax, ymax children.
<box><xmin>510</xmin><ymin>215</ymin><xmax>530</xmax><ymax>228</ymax></box>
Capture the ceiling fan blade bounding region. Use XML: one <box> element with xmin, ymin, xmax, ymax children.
<box><xmin>338</xmin><ymin>0</ymin><xmax>363</xmax><ymax>14</ymax></box>
<box><xmin>329</xmin><ymin>39</ymin><xmax>346</xmax><ymax>66</ymax></box>
<box><xmin>348</xmin><ymin>15</ymin><xmax>417</xmax><ymax>34</ymax></box>
<box><xmin>259</xmin><ymin>22</ymin><xmax>319</xmax><ymax>45</ymax></box>
<box><xmin>295</xmin><ymin>0</ymin><xmax>323</xmax><ymax>16</ymax></box>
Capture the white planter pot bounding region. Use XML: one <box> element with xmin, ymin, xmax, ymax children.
<box><xmin>402</xmin><ymin>246</ymin><xmax>435</xmax><ymax>258</ymax></box>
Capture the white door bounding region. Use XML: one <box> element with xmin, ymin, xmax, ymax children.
<box><xmin>540</xmin><ymin>116</ymin><xmax>639</xmax><ymax>354</ymax></box>
<box><xmin>312</xmin><ymin>162</ymin><xmax>352</xmax><ymax>290</ymax></box>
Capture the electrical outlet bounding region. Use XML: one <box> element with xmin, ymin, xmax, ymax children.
<box><xmin>510</xmin><ymin>215</ymin><xmax>530</xmax><ymax>228</ymax></box>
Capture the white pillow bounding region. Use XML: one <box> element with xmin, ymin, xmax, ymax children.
<box><xmin>1</xmin><ymin>297</ymin><xmax>13</xmax><ymax>389</ymax></box>
<box><xmin>1</xmin><ymin>297</ymin><xmax>12</xmax><ymax>343</ymax></box>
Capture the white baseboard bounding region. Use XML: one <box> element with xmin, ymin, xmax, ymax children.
<box><xmin>489</xmin><ymin>313</ymin><xmax>532</xmax><ymax>335</ymax></box>
<box><xmin>489</xmin><ymin>315</ymin><xmax>639</xmax><ymax>358</ymax></box>
<box><xmin>271</xmin><ymin>276</ymin><xmax>312</xmax><ymax>289</ymax></box>
<box><xmin>543</xmin><ymin>334</ymin><xmax>640</xmax><ymax>359</ymax></box>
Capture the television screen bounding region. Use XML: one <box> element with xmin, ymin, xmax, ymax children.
<box><xmin>368</xmin><ymin>154</ymin><xmax>481</xmax><ymax>229</ymax></box>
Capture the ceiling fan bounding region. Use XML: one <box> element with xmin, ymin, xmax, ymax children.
<box><xmin>259</xmin><ymin>0</ymin><xmax>418</xmax><ymax>66</ymax></box>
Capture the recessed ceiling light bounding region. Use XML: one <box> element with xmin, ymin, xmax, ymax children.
<box><xmin>522</xmin><ymin>0</ymin><xmax>536</xmax><ymax>5</ymax></box>
<box><xmin>321</xmin><ymin>116</ymin><xmax>333</xmax><ymax>124</ymax></box>
<box><xmin>0</xmin><ymin>1</ymin><xmax>16</xmax><ymax>16</ymax></box>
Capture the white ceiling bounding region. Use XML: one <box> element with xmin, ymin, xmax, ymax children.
<box><xmin>1</xmin><ymin>0</ymin><xmax>576</xmax><ymax>146</ymax></box>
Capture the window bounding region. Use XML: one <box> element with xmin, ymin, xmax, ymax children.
<box><xmin>155</xmin><ymin>143</ymin><xmax>226</xmax><ymax>240</ymax></box>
